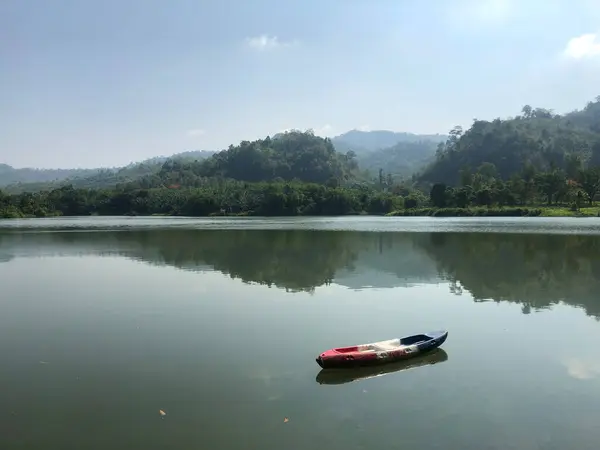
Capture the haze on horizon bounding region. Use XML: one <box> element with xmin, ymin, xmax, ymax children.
<box><xmin>1</xmin><ymin>0</ymin><xmax>600</xmax><ymax>169</ymax></box>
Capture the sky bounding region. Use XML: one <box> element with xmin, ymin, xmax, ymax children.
<box><xmin>1</xmin><ymin>0</ymin><xmax>600</xmax><ymax>169</ymax></box>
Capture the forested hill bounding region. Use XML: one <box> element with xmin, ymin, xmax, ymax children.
<box><xmin>161</xmin><ymin>131</ymin><xmax>447</xmax><ymax>184</ymax></box>
<box><xmin>1</xmin><ymin>150</ymin><xmax>216</xmax><ymax>193</ymax></box>
<box><xmin>2</xmin><ymin>129</ymin><xmax>446</xmax><ymax>192</ymax></box>
<box><xmin>130</xmin><ymin>130</ymin><xmax>358</xmax><ymax>188</ymax></box>
<box><xmin>0</xmin><ymin>164</ymin><xmax>101</xmax><ymax>187</ymax></box>
<box><xmin>417</xmin><ymin>97</ymin><xmax>600</xmax><ymax>186</ymax></box>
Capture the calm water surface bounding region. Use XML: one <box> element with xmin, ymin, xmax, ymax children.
<box><xmin>1</xmin><ymin>217</ymin><xmax>600</xmax><ymax>450</ymax></box>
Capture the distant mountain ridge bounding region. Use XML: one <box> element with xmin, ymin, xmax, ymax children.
<box><xmin>0</xmin><ymin>163</ymin><xmax>101</xmax><ymax>186</ymax></box>
<box><xmin>330</xmin><ymin>130</ymin><xmax>447</xmax><ymax>179</ymax></box>
<box><xmin>0</xmin><ymin>150</ymin><xmax>216</xmax><ymax>190</ymax></box>
<box><xmin>0</xmin><ymin>129</ymin><xmax>446</xmax><ymax>191</ymax></box>
<box><xmin>331</xmin><ymin>129</ymin><xmax>447</xmax><ymax>154</ymax></box>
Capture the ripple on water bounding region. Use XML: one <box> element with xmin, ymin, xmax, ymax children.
<box><xmin>1</xmin><ymin>215</ymin><xmax>600</xmax><ymax>235</ymax></box>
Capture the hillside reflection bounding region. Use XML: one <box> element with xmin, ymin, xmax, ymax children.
<box><xmin>415</xmin><ymin>232</ymin><xmax>600</xmax><ymax>317</ymax></box>
<box><xmin>1</xmin><ymin>229</ymin><xmax>600</xmax><ymax>317</ymax></box>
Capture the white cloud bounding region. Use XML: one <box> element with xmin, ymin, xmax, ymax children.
<box><xmin>563</xmin><ymin>33</ymin><xmax>600</xmax><ymax>60</ymax></box>
<box><xmin>245</xmin><ymin>34</ymin><xmax>297</xmax><ymax>51</ymax></box>
<box><xmin>186</xmin><ymin>129</ymin><xmax>205</xmax><ymax>137</ymax></box>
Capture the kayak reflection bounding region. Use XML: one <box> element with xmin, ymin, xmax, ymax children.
<box><xmin>315</xmin><ymin>348</ymin><xmax>448</xmax><ymax>385</ymax></box>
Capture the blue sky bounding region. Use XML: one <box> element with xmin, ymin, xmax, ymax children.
<box><xmin>1</xmin><ymin>0</ymin><xmax>600</xmax><ymax>168</ymax></box>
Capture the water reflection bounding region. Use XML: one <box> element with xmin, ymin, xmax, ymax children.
<box><xmin>1</xmin><ymin>229</ymin><xmax>600</xmax><ymax>317</ymax></box>
<box><xmin>417</xmin><ymin>232</ymin><xmax>600</xmax><ymax>317</ymax></box>
<box><xmin>315</xmin><ymin>349</ymin><xmax>448</xmax><ymax>385</ymax></box>
<box><xmin>2</xmin><ymin>223</ymin><xmax>600</xmax><ymax>450</ymax></box>
<box><xmin>562</xmin><ymin>357</ymin><xmax>600</xmax><ymax>380</ymax></box>
<box><xmin>0</xmin><ymin>230</ymin><xmax>434</xmax><ymax>292</ymax></box>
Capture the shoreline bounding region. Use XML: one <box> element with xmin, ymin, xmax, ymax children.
<box><xmin>3</xmin><ymin>206</ymin><xmax>600</xmax><ymax>220</ymax></box>
<box><xmin>387</xmin><ymin>206</ymin><xmax>600</xmax><ymax>218</ymax></box>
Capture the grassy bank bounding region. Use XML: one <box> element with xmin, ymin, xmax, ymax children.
<box><xmin>388</xmin><ymin>206</ymin><xmax>600</xmax><ymax>217</ymax></box>
<box><xmin>538</xmin><ymin>206</ymin><xmax>600</xmax><ymax>217</ymax></box>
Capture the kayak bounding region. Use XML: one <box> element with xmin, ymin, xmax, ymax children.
<box><xmin>315</xmin><ymin>330</ymin><xmax>448</xmax><ymax>369</ymax></box>
<box><xmin>316</xmin><ymin>348</ymin><xmax>448</xmax><ymax>385</ymax></box>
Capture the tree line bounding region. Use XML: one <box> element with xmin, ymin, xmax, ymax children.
<box><xmin>0</xmin><ymin>180</ymin><xmax>404</xmax><ymax>218</ymax></box>
<box><xmin>428</xmin><ymin>164</ymin><xmax>600</xmax><ymax>209</ymax></box>
<box><xmin>2</xmin><ymin>161</ymin><xmax>600</xmax><ymax>219</ymax></box>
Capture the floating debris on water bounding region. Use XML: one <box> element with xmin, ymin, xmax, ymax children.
<box><xmin>283</xmin><ymin>417</ymin><xmax>289</xmax><ymax>423</ymax></box>
<box><xmin>159</xmin><ymin>409</ymin><xmax>166</xmax><ymax>417</ymax></box>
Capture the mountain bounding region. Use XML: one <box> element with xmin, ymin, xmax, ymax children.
<box><xmin>1</xmin><ymin>131</ymin><xmax>358</xmax><ymax>194</ymax></box>
<box><xmin>137</xmin><ymin>150</ymin><xmax>216</xmax><ymax>166</ymax></box>
<box><xmin>355</xmin><ymin>140</ymin><xmax>439</xmax><ymax>179</ymax></box>
<box><xmin>1</xmin><ymin>150</ymin><xmax>216</xmax><ymax>193</ymax></box>
<box><xmin>331</xmin><ymin>130</ymin><xmax>447</xmax><ymax>155</ymax></box>
<box><xmin>330</xmin><ymin>130</ymin><xmax>446</xmax><ymax>179</ymax></box>
<box><xmin>1</xmin><ymin>128</ymin><xmax>450</xmax><ymax>193</ymax></box>
<box><xmin>142</xmin><ymin>130</ymin><xmax>357</xmax><ymax>187</ymax></box>
<box><xmin>417</xmin><ymin>97</ymin><xmax>600</xmax><ymax>186</ymax></box>
<box><xmin>0</xmin><ymin>164</ymin><xmax>101</xmax><ymax>188</ymax></box>
<box><xmin>170</xmin><ymin>150</ymin><xmax>216</xmax><ymax>162</ymax></box>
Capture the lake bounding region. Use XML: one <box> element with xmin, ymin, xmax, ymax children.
<box><xmin>1</xmin><ymin>216</ymin><xmax>600</xmax><ymax>450</ymax></box>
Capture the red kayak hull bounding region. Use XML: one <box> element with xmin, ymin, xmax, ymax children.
<box><xmin>315</xmin><ymin>331</ymin><xmax>448</xmax><ymax>369</ymax></box>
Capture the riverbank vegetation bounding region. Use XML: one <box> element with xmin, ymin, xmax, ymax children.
<box><xmin>0</xmin><ymin>181</ymin><xmax>404</xmax><ymax>218</ymax></box>
<box><xmin>2</xmin><ymin>97</ymin><xmax>600</xmax><ymax>219</ymax></box>
<box><xmin>2</xmin><ymin>171</ymin><xmax>599</xmax><ymax>218</ymax></box>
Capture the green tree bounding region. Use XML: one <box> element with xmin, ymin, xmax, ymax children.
<box><xmin>576</xmin><ymin>167</ymin><xmax>600</xmax><ymax>205</ymax></box>
<box><xmin>430</xmin><ymin>183</ymin><xmax>448</xmax><ymax>208</ymax></box>
<box><xmin>535</xmin><ymin>170</ymin><xmax>566</xmax><ymax>205</ymax></box>
<box><xmin>452</xmin><ymin>187</ymin><xmax>471</xmax><ymax>208</ymax></box>
<box><xmin>477</xmin><ymin>162</ymin><xmax>498</xmax><ymax>182</ymax></box>
<box><xmin>418</xmin><ymin>96</ymin><xmax>600</xmax><ymax>186</ymax></box>
<box><xmin>459</xmin><ymin>167</ymin><xmax>473</xmax><ymax>187</ymax></box>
